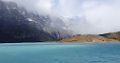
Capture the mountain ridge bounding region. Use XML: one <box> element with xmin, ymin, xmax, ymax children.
<box><xmin>0</xmin><ymin>0</ymin><xmax>71</xmax><ymax>42</ymax></box>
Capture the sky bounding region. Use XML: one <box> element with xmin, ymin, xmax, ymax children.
<box><xmin>3</xmin><ymin>0</ymin><xmax>120</xmax><ymax>34</ymax></box>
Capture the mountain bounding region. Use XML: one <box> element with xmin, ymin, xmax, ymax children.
<box><xmin>0</xmin><ymin>0</ymin><xmax>70</xmax><ymax>42</ymax></box>
<box><xmin>99</xmin><ymin>31</ymin><xmax>120</xmax><ymax>41</ymax></box>
<box><xmin>61</xmin><ymin>34</ymin><xmax>114</xmax><ymax>42</ymax></box>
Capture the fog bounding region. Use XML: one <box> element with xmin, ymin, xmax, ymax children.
<box><xmin>3</xmin><ymin>0</ymin><xmax>120</xmax><ymax>34</ymax></box>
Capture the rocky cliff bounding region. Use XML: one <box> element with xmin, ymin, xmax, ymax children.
<box><xmin>0</xmin><ymin>0</ymin><xmax>70</xmax><ymax>42</ymax></box>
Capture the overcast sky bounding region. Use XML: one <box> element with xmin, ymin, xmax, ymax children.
<box><xmin>3</xmin><ymin>0</ymin><xmax>120</xmax><ymax>34</ymax></box>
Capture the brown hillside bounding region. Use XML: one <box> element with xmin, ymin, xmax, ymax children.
<box><xmin>61</xmin><ymin>34</ymin><xmax>114</xmax><ymax>42</ymax></box>
<box><xmin>99</xmin><ymin>32</ymin><xmax>120</xmax><ymax>41</ymax></box>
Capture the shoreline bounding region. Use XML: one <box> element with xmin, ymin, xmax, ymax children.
<box><xmin>0</xmin><ymin>41</ymin><xmax>120</xmax><ymax>44</ymax></box>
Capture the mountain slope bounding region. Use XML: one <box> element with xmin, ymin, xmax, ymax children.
<box><xmin>0</xmin><ymin>0</ymin><xmax>70</xmax><ymax>42</ymax></box>
<box><xmin>61</xmin><ymin>34</ymin><xmax>114</xmax><ymax>42</ymax></box>
<box><xmin>99</xmin><ymin>31</ymin><xmax>120</xmax><ymax>41</ymax></box>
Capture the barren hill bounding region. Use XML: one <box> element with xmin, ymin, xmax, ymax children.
<box><xmin>61</xmin><ymin>34</ymin><xmax>115</xmax><ymax>42</ymax></box>
<box><xmin>99</xmin><ymin>32</ymin><xmax>120</xmax><ymax>41</ymax></box>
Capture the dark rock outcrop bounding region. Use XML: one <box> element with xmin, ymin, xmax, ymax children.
<box><xmin>0</xmin><ymin>0</ymin><xmax>70</xmax><ymax>42</ymax></box>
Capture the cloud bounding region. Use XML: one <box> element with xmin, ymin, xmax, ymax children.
<box><xmin>54</xmin><ymin>0</ymin><xmax>120</xmax><ymax>34</ymax></box>
<box><xmin>3</xmin><ymin>0</ymin><xmax>120</xmax><ymax>34</ymax></box>
<box><xmin>3</xmin><ymin>0</ymin><xmax>53</xmax><ymax>15</ymax></box>
<box><xmin>82</xmin><ymin>0</ymin><xmax>120</xmax><ymax>34</ymax></box>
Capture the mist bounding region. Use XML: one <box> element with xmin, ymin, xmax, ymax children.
<box><xmin>3</xmin><ymin>0</ymin><xmax>120</xmax><ymax>34</ymax></box>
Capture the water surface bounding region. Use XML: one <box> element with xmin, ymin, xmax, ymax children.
<box><xmin>0</xmin><ymin>42</ymin><xmax>120</xmax><ymax>63</ymax></box>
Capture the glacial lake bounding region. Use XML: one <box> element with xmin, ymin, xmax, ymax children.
<box><xmin>0</xmin><ymin>42</ymin><xmax>120</xmax><ymax>63</ymax></box>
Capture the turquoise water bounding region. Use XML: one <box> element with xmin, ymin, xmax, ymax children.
<box><xmin>0</xmin><ymin>42</ymin><xmax>120</xmax><ymax>63</ymax></box>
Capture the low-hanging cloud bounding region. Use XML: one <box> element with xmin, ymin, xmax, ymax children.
<box><xmin>55</xmin><ymin>0</ymin><xmax>120</xmax><ymax>34</ymax></box>
<box><xmin>3</xmin><ymin>0</ymin><xmax>120</xmax><ymax>34</ymax></box>
<box><xmin>3</xmin><ymin>0</ymin><xmax>53</xmax><ymax>15</ymax></box>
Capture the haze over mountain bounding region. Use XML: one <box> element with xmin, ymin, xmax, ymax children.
<box><xmin>0</xmin><ymin>0</ymin><xmax>71</xmax><ymax>42</ymax></box>
<box><xmin>3</xmin><ymin>0</ymin><xmax>120</xmax><ymax>34</ymax></box>
<box><xmin>0</xmin><ymin>0</ymin><xmax>120</xmax><ymax>42</ymax></box>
